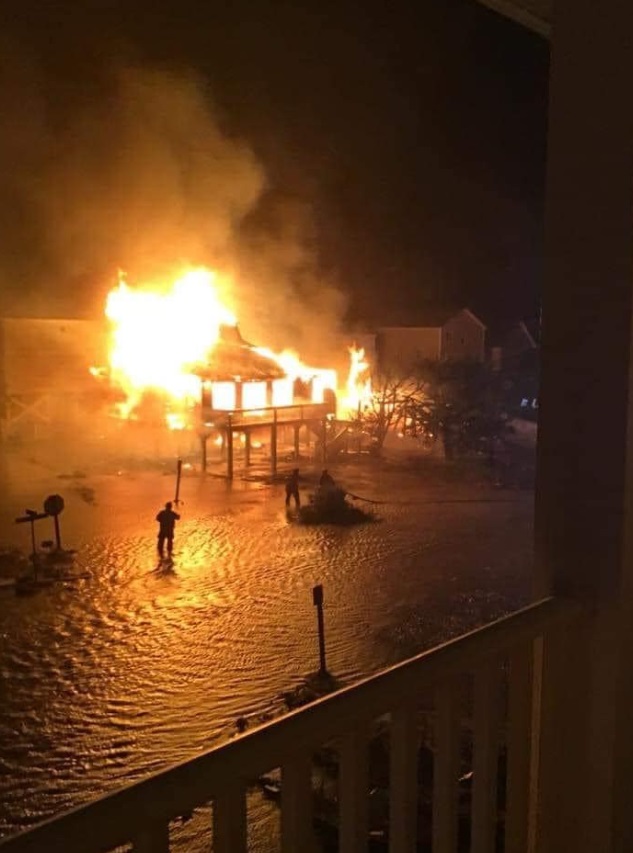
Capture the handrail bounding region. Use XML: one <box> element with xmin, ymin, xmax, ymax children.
<box><xmin>206</xmin><ymin>401</ymin><xmax>333</xmax><ymax>422</ymax></box>
<box><xmin>0</xmin><ymin>596</ymin><xmax>582</xmax><ymax>853</ymax></box>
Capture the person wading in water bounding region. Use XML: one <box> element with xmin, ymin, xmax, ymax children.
<box><xmin>285</xmin><ymin>468</ymin><xmax>301</xmax><ymax>508</ymax></box>
<box><xmin>156</xmin><ymin>501</ymin><xmax>180</xmax><ymax>559</ymax></box>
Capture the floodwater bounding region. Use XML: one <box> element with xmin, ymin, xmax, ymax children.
<box><xmin>0</xmin><ymin>448</ymin><xmax>532</xmax><ymax>847</ymax></box>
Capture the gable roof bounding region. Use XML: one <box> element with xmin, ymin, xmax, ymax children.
<box><xmin>192</xmin><ymin>324</ymin><xmax>286</xmax><ymax>383</ymax></box>
<box><xmin>516</xmin><ymin>320</ymin><xmax>538</xmax><ymax>348</ymax></box>
<box><xmin>451</xmin><ymin>308</ymin><xmax>487</xmax><ymax>330</ymax></box>
<box><xmin>381</xmin><ymin>306</ymin><xmax>486</xmax><ymax>330</ymax></box>
<box><xmin>487</xmin><ymin>319</ymin><xmax>538</xmax><ymax>348</ymax></box>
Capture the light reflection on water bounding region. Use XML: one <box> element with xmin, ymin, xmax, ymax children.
<box><xmin>0</xmin><ymin>463</ymin><xmax>532</xmax><ymax>846</ymax></box>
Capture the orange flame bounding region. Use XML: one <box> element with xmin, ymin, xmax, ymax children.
<box><xmin>342</xmin><ymin>345</ymin><xmax>372</xmax><ymax>416</ymax></box>
<box><xmin>105</xmin><ymin>267</ymin><xmax>236</xmax><ymax>419</ymax></box>
<box><xmin>99</xmin><ymin>266</ymin><xmax>362</xmax><ymax>427</ymax></box>
<box><xmin>98</xmin><ymin>266</ymin><xmax>374</xmax><ymax>429</ymax></box>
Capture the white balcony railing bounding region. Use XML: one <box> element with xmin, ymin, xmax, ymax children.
<box><xmin>0</xmin><ymin>596</ymin><xmax>581</xmax><ymax>853</ymax></box>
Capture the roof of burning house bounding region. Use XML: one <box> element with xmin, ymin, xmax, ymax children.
<box><xmin>192</xmin><ymin>324</ymin><xmax>287</xmax><ymax>383</ymax></box>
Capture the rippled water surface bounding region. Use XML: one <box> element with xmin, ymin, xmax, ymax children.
<box><xmin>0</xmin><ymin>454</ymin><xmax>532</xmax><ymax>844</ymax></box>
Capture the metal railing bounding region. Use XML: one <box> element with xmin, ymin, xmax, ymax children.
<box><xmin>0</xmin><ymin>596</ymin><xmax>581</xmax><ymax>853</ymax></box>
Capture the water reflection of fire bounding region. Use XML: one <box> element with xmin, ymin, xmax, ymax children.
<box><xmin>96</xmin><ymin>266</ymin><xmax>371</xmax><ymax>428</ymax></box>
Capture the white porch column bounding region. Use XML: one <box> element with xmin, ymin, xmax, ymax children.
<box><xmin>535</xmin><ymin>1</ymin><xmax>633</xmax><ymax>851</ymax></box>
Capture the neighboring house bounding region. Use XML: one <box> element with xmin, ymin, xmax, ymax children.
<box><xmin>376</xmin><ymin>307</ymin><xmax>486</xmax><ymax>375</ymax></box>
<box><xmin>0</xmin><ymin>318</ymin><xmax>107</xmax><ymax>436</ymax></box>
<box><xmin>489</xmin><ymin>320</ymin><xmax>538</xmax><ymax>372</ymax></box>
<box><xmin>488</xmin><ymin>320</ymin><xmax>540</xmax><ymax>419</ymax></box>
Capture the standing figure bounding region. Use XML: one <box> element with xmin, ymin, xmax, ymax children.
<box><xmin>156</xmin><ymin>501</ymin><xmax>180</xmax><ymax>559</ymax></box>
<box><xmin>317</xmin><ymin>468</ymin><xmax>345</xmax><ymax>511</ymax></box>
<box><xmin>285</xmin><ymin>468</ymin><xmax>301</xmax><ymax>508</ymax></box>
<box><xmin>319</xmin><ymin>469</ymin><xmax>336</xmax><ymax>490</ymax></box>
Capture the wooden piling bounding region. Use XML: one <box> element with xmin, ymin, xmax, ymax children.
<box><xmin>226</xmin><ymin>416</ymin><xmax>234</xmax><ymax>480</ymax></box>
<box><xmin>244</xmin><ymin>431</ymin><xmax>251</xmax><ymax>467</ymax></box>
<box><xmin>294</xmin><ymin>424</ymin><xmax>301</xmax><ymax>460</ymax></box>
<box><xmin>271</xmin><ymin>409</ymin><xmax>278</xmax><ymax>475</ymax></box>
<box><xmin>200</xmin><ymin>435</ymin><xmax>208</xmax><ymax>472</ymax></box>
<box><xmin>321</xmin><ymin>417</ymin><xmax>328</xmax><ymax>463</ymax></box>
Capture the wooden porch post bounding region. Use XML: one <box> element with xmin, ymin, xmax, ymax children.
<box><xmin>293</xmin><ymin>424</ymin><xmax>300</xmax><ymax>460</ymax></box>
<box><xmin>535</xmin><ymin>2</ymin><xmax>633</xmax><ymax>851</ymax></box>
<box><xmin>271</xmin><ymin>409</ymin><xmax>278</xmax><ymax>476</ymax></box>
<box><xmin>200</xmin><ymin>434</ymin><xmax>208</xmax><ymax>473</ymax></box>
<box><xmin>244</xmin><ymin>430</ymin><xmax>251</xmax><ymax>467</ymax></box>
<box><xmin>321</xmin><ymin>417</ymin><xmax>328</xmax><ymax>464</ymax></box>
<box><xmin>226</xmin><ymin>416</ymin><xmax>234</xmax><ymax>480</ymax></box>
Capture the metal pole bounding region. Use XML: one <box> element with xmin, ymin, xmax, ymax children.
<box><xmin>312</xmin><ymin>585</ymin><xmax>327</xmax><ymax>675</ymax></box>
<box><xmin>30</xmin><ymin>519</ymin><xmax>38</xmax><ymax>580</ymax></box>
<box><xmin>53</xmin><ymin>514</ymin><xmax>62</xmax><ymax>550</ymax></box>
<box><xmin>174</xmin><ymin>458</ymin><xmax>183</xmax><ymax>503</ymax></box>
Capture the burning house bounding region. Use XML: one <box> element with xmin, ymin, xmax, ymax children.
<box><xmin>95</xmin><ymin>267</ymin><xmax>365</xmax><ymax>476</ymax></box>
<box><xmin>192</xmin><ymin>323</ymin><xmax>338</xmax><ymax>476</ymax></box>
<box><xmin>0</xmin><ymin>267</ymin><xmax>372</xmax><ymax>475</ymax></box>
<box><xmin>194</xmin><ymin>323</ymin><xmax>336</xmax><ymax>415</ymax></box>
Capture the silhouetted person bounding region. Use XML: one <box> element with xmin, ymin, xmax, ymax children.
<box><xmin>285</xmin><ymin>468</ymin><xmax>301</xmax><ymax>508</ymax></box>
<box><xmin>156</xmin><ymin>501</ymin><xmax>180</xmax><ymax>559</ymax></box>
<box><xmin>316</xmin><ymin>469</ymin><xmax>345</xmax><ymax>512</ymax></box>
<box><xmin>319</xmin><ymin>469</ymin><xmax>335</xmax><ymax>489</ymax></box>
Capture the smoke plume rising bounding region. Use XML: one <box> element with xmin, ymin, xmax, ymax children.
<box><xmin>0</xmin><ymin>46</ymin><xmax>345</xmax><ymax>363</ymax></box>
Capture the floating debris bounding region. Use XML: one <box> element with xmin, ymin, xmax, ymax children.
<box><xmin>281</xmin><ymin>671</ymin><xmax>340</xmax><ymax>710</ymax></box>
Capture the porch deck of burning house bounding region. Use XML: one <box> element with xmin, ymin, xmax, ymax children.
<box><xmin>199</xmin><ymin>399</ymin><xmax>337</xmax><ymax>479</ymax></box>
<box><xmin>3</xmin><ymin>2</ymin><xmax>633</xmax><ymax>852</ymax></box>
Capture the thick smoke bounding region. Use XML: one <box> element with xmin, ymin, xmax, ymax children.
<box><xmin>234</xmin><ymin>195</ymin><xmax>347</xmax><ymax>365</ymax></box>
<box><xmin>0</xmin><ymin>47</ymin><xmax>346</xmax><ymax>363</ymax></box>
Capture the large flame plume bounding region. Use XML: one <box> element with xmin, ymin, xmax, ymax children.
<box><xmin>105</xmin><ymin>268</ymin><xmax>236</xmax><ymax>415</ymax></box>
<box><xmin>99</xmin><ymin>266</ymin><xmax>371</xmax><ymax>427</ymax></box>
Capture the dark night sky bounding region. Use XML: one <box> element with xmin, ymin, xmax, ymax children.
<box><xmin>0</xmin><ymin>0</ymin><xmax>549</xmax><ymax>328</ymax></box>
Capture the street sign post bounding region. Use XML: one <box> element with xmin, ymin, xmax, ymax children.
<box><xmin>43</xmin><ymin>494</ymin><xmax>65</xmax><ymax>550</ymax></box>
<box><xmin>15</xmin><ymin>510</ymin><xmax>49</xmax><ymax>575</ymax></box>
<box><xmin>312</xmin><ymin>584</ymin><xmax>328</xmax><ymax>675</ymax></box>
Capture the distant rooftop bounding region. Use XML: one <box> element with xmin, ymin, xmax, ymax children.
<box><xmin>380</xmin><ymin>306</ymin><xmax>485</xmax><ymax>329</ymax></box>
